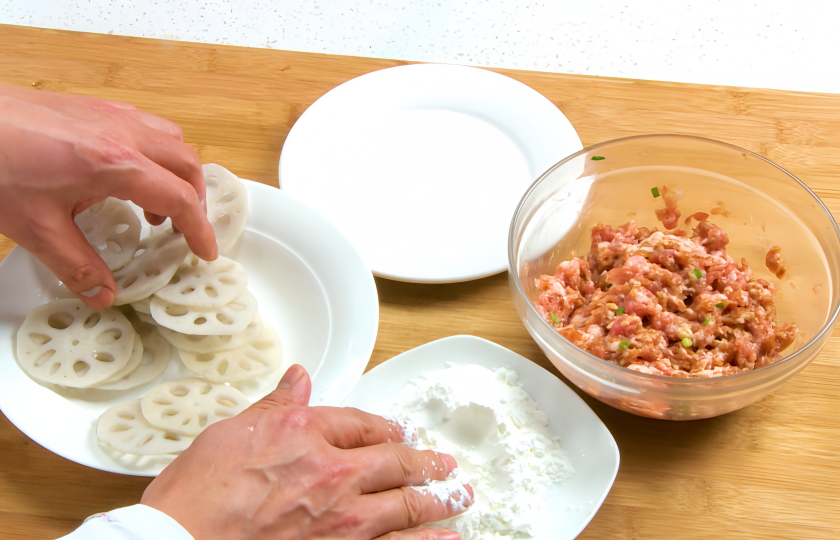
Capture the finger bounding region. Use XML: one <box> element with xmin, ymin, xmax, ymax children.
<box><xmin>114</xmin><ymin>111</ymin><xmax>204</xmax><ymax>205</ymax></box>
<box><xmin>78</xmin><ymin>142</ymin><xmax>217</xmax><ymax>260</ymax></box>
<box><xmin>0</xmin><ymin>83</ymin><xmax>135</xmax><ymax>110</ymax></box>
<box><xmin>373</xmin><ymin>529</ymin><xmax>460</xmax><ymax>540</ymax></box>
<box><xmin>117</xmin><ymin>148</ymin><xmax>209</xmax><ymax>249</ymax></box>
<box><xmin>258</xmin><ymin>365</ymin><xmax>312</xmax><ymax>407</ymax></box>
<box><xmin>133</xmin><ymin>135</ymin><xmax>207</xmax><ymax>208</ymax></box>
<box><xmin>120</xmin><ymin>108</ymin><xmax>184</xmax><ymax>140</ymax></box>
<box><xmin>144</xmin><ymin>211</ymin><xmax>167</xmax><ymax>226</ymax></box>
<box><xmin>350</xmin><ymin>443</ymin><xmax>456</xmax><ymax>494</ymax></box>
<box><xmin>20</xmin><ymin>212</ymin><xmax>115</xmax><ymax>308</ymax></box>
<box><xmin>359</xmin><ymin>482</ymin><xmax>474</xmax><ymax>539</ymax></box>
<box><xmin>99</xmin><ymin>99</ymin><xmax>136</xmax><ymax>110</ymax></box>
<box><xmin>314</xmin><ymin>408</ymin><xmax>412</xmax><ymax>449</ymax></box>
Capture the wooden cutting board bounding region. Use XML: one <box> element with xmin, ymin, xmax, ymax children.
<box><xmin>1</xmin><ymin>24</ymin><xmax>839</xmax><ymax>540</ymax></box>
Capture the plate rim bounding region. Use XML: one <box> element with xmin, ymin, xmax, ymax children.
<box><xmin>279</xmin><ymin>63</ymin><xmax>583</xmax><ymax>284</ymax></box>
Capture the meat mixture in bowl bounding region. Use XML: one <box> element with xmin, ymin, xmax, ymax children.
<box><xmin>535</xmin><ymin>220</ymin><xmax>797</xmax><ymax>377</ymax></box>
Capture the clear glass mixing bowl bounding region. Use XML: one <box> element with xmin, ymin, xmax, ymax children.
<box><xmin>508</xmin><ymin>135</ymin><xmax>840</xmax><ymax>420</ymax></box>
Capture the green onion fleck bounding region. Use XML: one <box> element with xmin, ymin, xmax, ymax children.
<box><xmin>651</xmin><ymin>186</ymin><xmax>661</xmax><ymax>198</ymax></box>
<box><xmin>591</xmin><ymin>156</ymin><xmax>606</xmax><ymax>161</ymax></box>
<box><xmin>619</xmin><ymin>339</ymin><xmax>630</xmax><ymax>351</ymax></box>
<box><xmin>715</xmin><ymin>302</ymin><xmax>725</xmax><ymax>309</ymax></box>
<box><xmin>681</xmin><ymin>337</ymin><xmax>693</xmax><ymax>348</ymax></box>
<box><xmin>606</xmin><ymin>283</ymin><xmax>613</xmax><ymax>289</ymax></box>
<box><xmin>549</xmin><ymin>312</ymin><xmax>561</xmax><ymax>325</ymax></box>
<box><xmin>693</xmin><ymin>268</ymin><xmax>703</xmax><ymax>279</ymax></box>
<box><xmin>703</xmin><ymin>316</ymin><xmax>712</xmax><ymax>326</ymax></box>
<box><xmin>615</xmin><ymin>306</ymin><xmax>625</xmax><ymax>315</ymax></box>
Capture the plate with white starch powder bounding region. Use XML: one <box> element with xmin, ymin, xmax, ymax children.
<box><xmin>342</xmin><ymin>335</ymin><xmax>619</xmax><ymax>539</ymax></box>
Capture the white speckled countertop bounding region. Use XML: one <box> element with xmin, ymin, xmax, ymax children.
<box><xmin>1</xmin><ymin>1</ymin><xmax>839</xmax><ymax>94</ymax></box>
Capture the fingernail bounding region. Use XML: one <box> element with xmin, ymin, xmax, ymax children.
<box><xmin>438</xmin><ymin>532</ymin><xmax>460</xmax><ymax>540</ymax></box>
<box><xmin>81</xmin><ymin>286</ymin><xmax>101</xmax><ymax>297</ymax></box>
<box><xmin>439</xmin><ymin>453</ymin><xmax>457</xmax><ymax>474</ymax></box>
<box><xmin>277</xmin><ymin>365</ymin><xmax>306</xmax><ymax>389</ymax></box>
<box><xmin>101</xmin><ymin>287</ymin><xmax>114</xmax><ymax>305</ymax></box>
<box><xmin>80</xmin><ymin>286</ymin><xmax>114</xmax><ymax>306</ymax></box>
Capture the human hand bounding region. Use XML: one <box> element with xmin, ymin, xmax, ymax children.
<box><xmin>0</xmin><ymin>83</ymin><xmax>217</xmax><ymax>308</ymax></box>
<box><xmin>142</xmin><ymin>365</ymin><xmax>472</xmax><ymax>540</ymax></box>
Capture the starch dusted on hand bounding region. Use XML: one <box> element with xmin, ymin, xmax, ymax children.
<box><xmin>375</xmin><ymin>364</ymin><xmax>574</xmax><ymax>539</ymax></box>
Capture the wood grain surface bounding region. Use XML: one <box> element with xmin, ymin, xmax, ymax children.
<box><xmin>1</xmin><ymin>24</ymin><xmax>839</xmax><ymax>539</ymax></box>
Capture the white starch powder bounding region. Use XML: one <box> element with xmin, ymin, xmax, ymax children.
<box><xmin>377</xmin><ymin>364</ymin><xmax>573</xmax><ymax>539</ymax></box>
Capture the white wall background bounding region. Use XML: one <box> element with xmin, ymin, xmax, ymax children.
<box><xmin>2</xmin><ymin>0</ymin><xmax>839</xmax><ymax>94</ymax></box>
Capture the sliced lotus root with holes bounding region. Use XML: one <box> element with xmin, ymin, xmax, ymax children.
<box><xmin>136</xmin><ymin>312</ymin><xmax>158</xmax><ymax>326</ymax></box>
<box><xmin>154</xmin><ymin>254</ymin><xmax>247</xmax><ymax>309</ymax></box>
<box><xmin>16</xmin><ymin>299</ymin><xmax>136</xmax><ymax>388</ymax></box>
<box><xmin>179</xmin><ymin>323</ymin><xmax>283</xmax><ymax>382</ymax></box>
<box><xmin>140</xmin><ymin>378</ymin><xmax>250</xmax><ymax>436</ymax></box>
<box><xmin>112</xmin><ymin>229</ymin><xmax>190</xmax><ymax>305</ymax></box>
<box><xmin>150</xmin><ymin>289</ymin><xmax>257</xmax><ymax>336</ymax></box>
<box><xmin>75</xmin><ymin>198</ymin><xmax>142</xmax><ymax>271</ymax></box>
<box><xmin>129</xmin><ymin>295</ymin><xmax>152</xmax><ymax>314</ymax></box>
<box><xmin>97</xmin><ymin>399</ymin><xmax>194</xmax><ymax>455</ymax></box>
<box><xmin>204</xmin><ymin>163</ymin><xmax>248</xmax><ymax>255</ymax></box>
<box><xmin>95</xmin><ymin>334</ymin><xmax>143</xmax><ymax>386</ymax></box>
<box><xmin>158</xmin><ymin>312</ymin><xmax>263</xmax><ymax>353</ymax></box>
<box><xmin>95</xmin><ymin>321</ymin><xmax>171</xmax><ymax>391</ymax></box>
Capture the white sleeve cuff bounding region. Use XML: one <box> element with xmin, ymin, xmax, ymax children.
<box><xmin>60</xmin><ymin>504</ymin><xmax>194</xmax><ymax>540</ymax></box>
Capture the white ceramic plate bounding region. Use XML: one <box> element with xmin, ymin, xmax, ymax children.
<box><xmin>280</xmin><ymin>64</ymin><xmax>582</xmax><ymax>283</ymax></box>
<box><xmin>0</xmin><ymin>180</ymin><xmax>378</xmax><ymax>476</ymax></box>
<box><xmin>342</xmin><ymin>335</ymin><xmax>619</xmax><ymax>539</ymax></box>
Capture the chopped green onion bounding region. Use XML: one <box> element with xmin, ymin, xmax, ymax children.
<box><xmin>651</xmin><ymin>186</ymin><xmax>661</xmax><ymax>198</ymax></box>
<box><xmin>681</xmin><ymin>337</ymin><xmax>693</xmax><ymax>348</ymax></box>
<box><xmin>606</xmin><ymin>283</ymin><xmax>613</xmax><ymax>289</ymax></box>
<box><xmin>619</xmin><ymin>339</ymin><xmax>630</xmax><ymax>351</ymax></box>
<box><xmin>693</xmin><ymin>268</ymin><xmax>703</xmax><ymax>279</ymax></box>
<box><xmin>549</xmin><ymin>312</ymin><xmax>561</xmax><ymax>325</ymax></box>
<box><xmin>703</xmin><ymin>316</ymin><xmax>712</xmax><ymax>326</ymax></box>
<box><xmin>715</xmin><ymin>302</ymin><xmax>725</xmax><ymax>309</ymax></box>
<box><xmin>591</xmin><ymin>156</ymin><xmax>606</xmax><ymax>161</ymax></box>
<box><xmin>615</xmin><ymin>306</ymin><xmax>625</xmax><ymax>315</ymax></box>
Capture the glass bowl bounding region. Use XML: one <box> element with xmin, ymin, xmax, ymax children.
<box><xmin>508</xmin><ymin>134</ymin><xmax>840</xmax><ymax>420</ymax></box>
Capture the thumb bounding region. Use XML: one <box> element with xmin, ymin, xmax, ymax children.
<box><xmin>262</xmin><ymin>364</ymin><xmax>312</xmax><ymax>407</ymax></box>
<box><xmin>23</xmin><ymin>214</ymin><xmax>115</xmax><ymax>308</ymax></box>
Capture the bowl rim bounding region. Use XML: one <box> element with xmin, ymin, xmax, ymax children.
<box><xmin>508</xmin><ymin>133</ymin><xmax>840</xmax><ymax>384</ymax></box>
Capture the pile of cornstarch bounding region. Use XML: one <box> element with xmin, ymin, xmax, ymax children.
<box><xmin>380</xmin><ymin>364</ymin><xmax>573</xmax><ymax>539</ymax></box>
<box><xmin>15</xmin><ymin>164</ymin><xmax>287</xmax><ymax>460</ymax></box>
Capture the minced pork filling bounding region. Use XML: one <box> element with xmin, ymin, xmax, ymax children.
<box><xmin>535</xmin><ymin>220</ymin><xmax>797</xmax><ymax>377</ymax></box>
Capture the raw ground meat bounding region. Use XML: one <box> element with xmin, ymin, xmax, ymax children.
<box><xmin>536</xmin><ymin>220</ymin><xmax>797</xmax><ymax>377</ymax></box>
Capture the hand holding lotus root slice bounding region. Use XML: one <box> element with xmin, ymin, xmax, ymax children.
<box><xmin>203</xmin><ymin>163</ymin><xmax>248</xmax><ymax>255</ymax></box>
<box><xmin>16</xmin><ymin>299</ymin><xmax>136</xmax><ymax>388</ymax></box>
<box><xmin>97</xmin><ymin>399</ymin><xmax>194</xmax><ymax>455</ymax></box>
<box><xmin>140</xmin><ymin>378</ymin><xmax>250</xmax><ymax>436</ymax></box>
<box><xmin>154</xmin><ymin>254</ymin><xmax>248</xmax><ymax>309</ymax></box>
<box><xmin>178</xmin><ymin>323</ymin><xmax>283</xmax><ymax>383</ymax></box>
<box><xmin>150</xmin><ymin>289</ymin><xmax>258</xmax><ymax>336</ymax></box>
<box><xmin>74</xmin><ymin>197</ymin><xmax>142</xmax><ymax>271</ymax></box>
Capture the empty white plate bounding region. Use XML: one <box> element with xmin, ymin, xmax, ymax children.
<box><xmin>280</xmin><ymin>64</ymin><xmax>582</xmax><ymax>283</ymax></box>
<box><xmin>0</xmin><ymin>180</ymin><xmax>378</xmax><ymax>476</ymax></box>
<box><xmin>342</xmin><ymin>335</ymin><xmax>619</xmax><ymax>539</ymax></box>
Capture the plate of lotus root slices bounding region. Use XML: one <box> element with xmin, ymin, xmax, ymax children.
<box><xmin>0</xmin><ymin>164</ymin><xmax>379</xmax><ymax>476</ymax></box>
